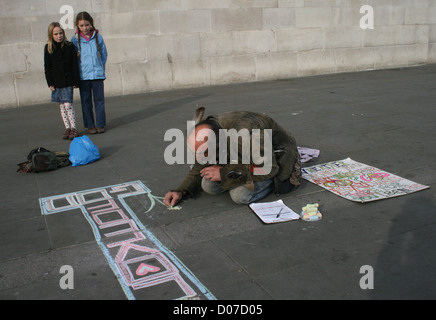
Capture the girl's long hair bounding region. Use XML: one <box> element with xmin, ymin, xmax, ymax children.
<box><xmin>75</xmin><ymin>11</ymin><xmax>101</xmax><ymax>58</ymax></box>
<box><xmin>47</xmin><ymin>22</ymin><xmax>66</xmax><ymax>54</ymax></box>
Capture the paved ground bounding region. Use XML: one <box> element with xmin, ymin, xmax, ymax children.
<box><xmin>1</xmin><ymin>64</ymin><xmax>435</xmax><ymax>301</ymax></box>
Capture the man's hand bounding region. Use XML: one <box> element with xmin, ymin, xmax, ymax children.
<box><xmin>164</xmin><ymin>191</ymin><xmax>183</xmax><ymax>207</ymax></box>
<box><xmin>200</xmin><ymin>165</ymin><xmax>222</xmax><ymax>181</ymax></box>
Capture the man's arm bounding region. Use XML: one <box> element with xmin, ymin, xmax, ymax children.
<box><xmin>163</xmin><ymin>163</ymin><xmax>205</xmax><ymax>206</ymax></box>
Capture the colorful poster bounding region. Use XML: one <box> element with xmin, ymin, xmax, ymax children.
<box><xmin>301</xmin><ymin>158</ymin><xmax>429</xmax><ymax>202</ymax></box>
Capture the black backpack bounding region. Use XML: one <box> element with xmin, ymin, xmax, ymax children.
<box><xmin>17</xmin><ymin>147</ymin><xmax>71</xmax><ymax>173</ymax></box>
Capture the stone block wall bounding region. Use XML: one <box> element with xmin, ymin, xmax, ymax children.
<box><xmin>1</xmin><ymin>0</ymin><xmax>435</xmax><ymax>108</ymax></box>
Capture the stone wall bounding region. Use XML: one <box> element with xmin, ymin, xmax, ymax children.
<box><xmin>1</xmin><ymin>0</ymin><xmax>436</xmax><ymax>108</ymax></box>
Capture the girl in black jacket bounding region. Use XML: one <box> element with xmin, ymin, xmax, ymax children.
<box><xmin>44</xmin><ymin>22</ymin><xmax>80</xmax><ymax>140</ymax></box>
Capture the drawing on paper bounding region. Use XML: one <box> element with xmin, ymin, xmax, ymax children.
<box><xmin>301</xmin><ymin>158</ymin><xmax>429</xmax><ymax>202</ymax></box>
<box><xmin>39</xmin><ymin>180</ymin><xmax>215</xmax><ymax>300</ymax></box>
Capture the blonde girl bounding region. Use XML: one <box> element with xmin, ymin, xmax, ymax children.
<box><xmin>71</xmin><ymin>12</ymin><xmax>108</xmax><ymax>135</ymax></box>
<box><xmin>44</xmin><ymin>22</ymin><xmax>80</xmax><ymax>140</ymax></box>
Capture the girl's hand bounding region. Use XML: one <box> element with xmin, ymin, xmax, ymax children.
<box><xmin>49</xmin><ymin>86</ymin><xmax>55</xmax><ymax>91</ymax></box>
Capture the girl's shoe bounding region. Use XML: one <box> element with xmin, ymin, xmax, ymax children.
<box><xmin>62</xmin><ymin>129</ymin><xmax>71</xmax><ymax>140</ymax></box>
<box><xmin>69</xmin><ymin>128</ymin><xmax>80</xmax><ymax>140</ymax></box>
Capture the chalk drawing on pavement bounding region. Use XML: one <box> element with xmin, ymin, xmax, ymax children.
<box><xmin>39</xmin><ymin>180</ymin><xmax>215</xmax><ymax>300</ymax></box>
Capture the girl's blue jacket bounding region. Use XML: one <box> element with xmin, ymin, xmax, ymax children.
<box><xmin>71</xmin><ymin>31</ymin><xmax>107</xmax><ymax>81</ymax></box>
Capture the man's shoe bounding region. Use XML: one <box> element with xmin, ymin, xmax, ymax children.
<box><xmin>97</xmin><ymin>127</ymin><xmax>105</xmax><ymax>134</ymax></box>
<box><xmin>88</xmin><ymin>128</ymin><xmax>97</xmax><ymax>134</ymax></box>
<box><xmin>62</xmin><ymin>129</ymin><xmax>71</xmax><ymax>139</ymax></box>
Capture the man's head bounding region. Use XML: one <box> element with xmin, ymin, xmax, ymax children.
<box><xmin>187</xmin><ymin>123</ymin><xmax>216</xmax><ymax>163</ymax></box>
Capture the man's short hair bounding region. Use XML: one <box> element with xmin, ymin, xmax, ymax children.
<box><xmin>195</xmin><ymin>118</ymin><xmax>221</xmax><ymax>138</ymax></box>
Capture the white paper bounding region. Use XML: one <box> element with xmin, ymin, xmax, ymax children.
<box><xmin>297</xmin><ymin>146</ymin><xmax>320</xmax><ymax>163</ymax></box>
<box><xmin>249</xmin><ymin>199</ymin><xmax>300</xmax><ymax>224</ymax></box>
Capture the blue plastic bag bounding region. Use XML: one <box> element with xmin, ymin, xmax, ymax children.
<box><xmin>69</xmin><ymin>135</ymin><xmax>100</xmax><ymax>167</ymax></box>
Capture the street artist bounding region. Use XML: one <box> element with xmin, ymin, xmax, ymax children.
<box><xmin>163</xmin><ymin>108</ymin><xmax>301</xmax><ymax>206</ymax></box>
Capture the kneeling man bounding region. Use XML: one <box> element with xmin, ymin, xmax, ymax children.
<box><xmin>164</xmin><ymin>108</ymin><xmax>301</xmax><ymax>206</ymax></box>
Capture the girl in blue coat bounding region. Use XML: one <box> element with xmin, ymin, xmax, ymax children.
<box><xmin>71</xmin><ymin>12</ymin><xmax>108</xmax><ymax>134</ymax></box>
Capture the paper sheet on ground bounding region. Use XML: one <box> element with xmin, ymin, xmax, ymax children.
<box><xmin>298</xmin><ymin>146</ymin><xmax>320</xmax><ymax>163</ymax></box>
<box><xmin>249</xmin><ymin>200</ymin><xmax>300</xmax><ymax>224</ymax></box>
<box><xmin>301</xmin><ymin>157</ymin><xmax>429</xmax><ymax>202</ymax></box>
